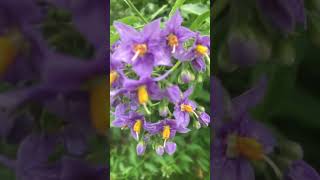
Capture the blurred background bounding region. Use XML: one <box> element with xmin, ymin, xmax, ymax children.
<box><xmin>110</xmin><ymin>0</ymin><xmax>211</xmax><ymax>179</ymax></box>
<box><xmin>213</xmin><ymin>0</ymin><xmax>320</xmax><ymax>178</ymax></box>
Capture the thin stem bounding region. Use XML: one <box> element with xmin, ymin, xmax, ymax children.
<box><xmin>123</xmin><ymin>0</ymin><xmax>148</xmax><ymax>24</ymax></box>
<box><xmin>154</xmin><ymin>61</ymin><xmax>182</xmax><ymax>81</ymax></box>
<box><xmin>143</xmin><ymin>103</ymin><xmax>151</xmax><ymax>115</ymax></box>
<box><xmin>263</xmin><ymin>155</ymin><xmax>283</xmax><ymax>179</ymax></box>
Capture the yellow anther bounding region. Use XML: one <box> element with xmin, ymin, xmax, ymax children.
<box><xmin>180</xmin><ymin>104</ymin><xmax>193</xmax><ymax>112</ymax></box>
<box><xmin>137</xmin><ymin>85</ymin><xmax>149</xmax><ymax>104</ymax></box>
<box><xmin>0</xmin><ymin>36</ymin><xmax>18</xmax><ymax>76</ymax></box>
<box><xmin>195</xmin><ymin>44</ymin><xmax>208</xmax><ymax>56</ymax></box>
<box><xmin>236</xmin><ymin>137</ymin><xmax>264</xmax><ymax>161</ymax></box>
<box><xmin>133</xmin><ymin>44</ymin><xmax>148</xmax><ymax>57</ymax></box>
<box><xmin>162</xmin><ymin>125</ymin><xmax>171</xmax><ymax>140</ymax></box>
<box><xmin>89</xmin><ymin>81</ymin><xmax>108</xmax><ymax>135</ymax></box>
<box><xmin>167</xmin><ymin>34</ymin><xmax>179</xmax><ymax>47</ymax></box>
<box><xmin>110</xmin><ymin>70</ymin><xmax>118</xmax><ymax>86</ymax></box>
<box><xmin>133</xmin><ymin>120</ymin><xmax>142</xmax><ymax>133</ymax></box>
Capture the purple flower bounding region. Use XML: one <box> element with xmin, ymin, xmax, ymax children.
<box><xmin>156</xmin><ymin>145</ymin><xmax>164</xmax><ymax>156</ymax></box>
<box><xmin>257</xmin><ymin>0</ymin><xmax>306</xmax><ymax>34</ymax></box>
<box><xmin>199</xmin><ymin>112</ymin><xmax>210</xmax><ymax>126</ymax></box>
<box><xmin>122</xmin><ymin>76</ymin><xmax>163</xmax><ymax>106</ymax></box>
<box><xmin>284</xmin><ymin>160</ymin><xmax>320</xmax><ymax>180</ymax></box>
<box><xmin>161</xmin><ymin>10</ymin><xmax>195</xmax><ymax>59</ymax></box>
<box><xmin>113</xmin><ymin>19</ymin><xmax>171</xmax><ymax>77</ymax></box>
<box><xmin>112</xmin><ymin>105</ymin><xmax>146</xmax><ymax>141</ymax></box>
<box><xmin>212</xmin><ymin>76</ymin><xmax>274</xmax><ymax>180</ymax></box>
<box><xmin>167</xmin><ymin>85</ymin><xmax>196</xmax><ymax>127</ymax></box>
<box><xmin>136</xmin><ymin>141</ymin><xmax>146</xmax><ymax>156</ymax></box>
<box><xmin>110</xmin><ymin>55</ymin><xmax>124</xmax><ymax>88</ymax></box>
<box><xmin>145</xmin><ymin>119</ymin><xmax>189</xmax><ymax>148</ymax></box>
<box><xmin>185</xmin><ymin>33</ymin><xmax>210</xmax><ymax>72</ymax></box>
<box><xmin>165</xmin><ymin>141</ymin><xmax>177</xmax><ymax>155</ymax></box>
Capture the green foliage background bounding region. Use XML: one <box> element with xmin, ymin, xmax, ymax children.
<box><xmin>110</xmin><ymin>0</ymin><xmax>211</xmax><ymax>179</ymax></box>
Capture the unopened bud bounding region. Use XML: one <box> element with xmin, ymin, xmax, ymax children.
<box><xmin>279</xmin><ymin>140</ymin><xmax>303</xmax><ymax>160</ymax></box>
<box><xmin>179</xmin><ymin>70</ymin><xmax>195</xmax><ymax>84</ymax></box>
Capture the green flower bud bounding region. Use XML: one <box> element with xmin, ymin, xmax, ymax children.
<box><xmin>178</xmin><ymin>69</ymin><xmax>195</xmax><ymax>84</ymax></box>
<box><xmin>279</xmin><ymin>140</ymin><xmax>303</xmax><ymax>161</ymax></box>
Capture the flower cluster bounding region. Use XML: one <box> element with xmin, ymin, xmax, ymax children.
<box><xmin>110</xmin><ymin>11</ymin><xmax>210</xmax><ymax>156</ymax></box>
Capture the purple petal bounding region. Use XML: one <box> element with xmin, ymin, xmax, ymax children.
<box><xmin>173</xmin><ymin>109</ymin><xmax>190</xmax><ymax>127</ymax></box>
<box><xmin>132</xmin><ymin>55</ymin><xmax>154</xmax><ymax>77</ymax></box>
<box><xmin>191</xmin><ymin>57</ymin><xmax>206</xmax><ymax>72</ymax></box>
<box><xmin>156</xmin><ymin>145</ymin><xmax>164</xmax><ymax>156</ymax></box>
<box><xmin>231</xmin><ymin>76</ymin><xmax>268</xmax><ymax>118</ymax></box>
<box><xmin>166</xmin><ymin>85</ymin><xmax>182</xmax><ymax>103</ymax></box>
<box><xmin>166</xmin><ymin>11</ymin><xmax>183</xmax><ymax>31</ymax></box>
<box><xmin>142</xmin><ymin>19</ymin><xmax>161</xmax><ymax>40</ymax></box>
<box><xmin>136</xmin><ymin>142</ymin><xmax>146</xmax><ymax>156</ymax></box>
<box><xmin>165</xmin><ymin>142</ymin><xmax>177</xmax><ymax>155</ymax></box>
<box><xmin>285</xmin><ymin>160</ymin><xmax>320</xmax><ymax>180</ymax></box>
<box><xmin>114</xmin><ymin>21</ymin><xmax>139</xmax><ymax>42</ymax></box>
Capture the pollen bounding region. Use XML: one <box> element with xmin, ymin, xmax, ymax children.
<box><xmin>167</xmin><ymin>34</ymin><xmax>179</xmax><ymax>47</ymax></box>
<box><xmin>0</xmin><ymin>36</ymin><xmax>18</xmax><ymax>76</ymax></box>
<box><xmin>133</xmin><ymin>44</ymin><xmax>148</xmax><ymax>57</ymax></box>
<box><xmin>162</xmin><ymin>125</ymin><xmax>171</xmax><ymax>140</ymax></box>
<box><xmin>236</xmin><ymin>136</ymin><xmax>264</xmax><ymax>161</ymax></box>
<box><xmin>133</xmin><ymin>120</ymin><xmax>142</xmax><ymax>133</ymax></box>
<box><xmin>195</xmin><ymin>44</ymin><xmax>208</xmax><ymax>56</ymax></box>
<box><xmin>137</xmin><ymin>85</ymin><xmax>149</xmax><ymax>104</ymax></box>
<box><xmin>110</xmin><ymin>70</ymin><xmax>118</xmax><ymax>86</ymax></box>
<box><xmin>180</xmin><ymin>104</ymin><xmax>193</xmax><ymax>112</ymax></box>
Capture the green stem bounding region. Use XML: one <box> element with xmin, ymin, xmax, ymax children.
<box><xmin>263</xmin><ymin>155</ymin><xmax>283</xmax><ymax>179</ymax></box>
<box><xmin>154</xmin><ymin>61</ymin><xmax>182</xmax><ymax>81</ymax></box>
<box><xmin>143</xmin><ymin>103</ymin><xmax>151</xmax><ymax>115</ymax></box>
<box><xmin>123</xmin><ymin>0</ymin><xmax>148</xmax><ymax>24</ymax></box>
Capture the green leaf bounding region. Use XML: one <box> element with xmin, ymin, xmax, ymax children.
<box><xmin>169</xmin><ymin>0</ymin><xmax>186</xmax><ymax>17</ymax></box>
<box><xmin>144</xmin><ymin>162</ymin><xmax>158</xmax><ymax>173</ymax></box>
<box><xmin>181</xmin><ymin>3</ymin><xmax>209</xmax><ymax>15</ymax></box>
<box><xmin>190</xmin><ymin>10</ymin><xmax>210</xmax><ymax>30</ymax></box>
<box><xmin>116</xmin><ymin>15</ymin><xmax>140</xmax><ymax>25</ymax></box>
<box><xmin>150</xmin><ymin>4</ymin><xmax>168</xmax><ymax>20</ymax></box>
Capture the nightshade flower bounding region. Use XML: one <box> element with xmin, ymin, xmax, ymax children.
<box><xmin>110</xmin><ymin>55</ymin><xmax>124</xmax><ymax>88</ymax></box>
<box><xmin>156</xmin><ymin>145</ymin><xmax>165</xmax><ymax>156</ymax></box>
<box><xmin>112</xmin><ymin>104</ymin><xmax>146</xmax><ymax>141</ymax></box>
<box><xmin>136</xmin><ymin>141</ymin><xmax>146</xmax><ymax>156</ymax></box>
<box><xmin>113</xmin><ymin>19</ymin><xmax>171</xmax><ymax>77</ymax></box>
<box><xmin>122</xmin><ymin>77</ymin><xmax>163</xmax><ymax>114</ymax></box>
<box><xmin>161</xmin><ymin>10</ymin><xmax>195</xmax><ymax>59</ymax></box>
<box><xmin>145</xmin><ymin>119</ymin><xmax>189</xmax><ymax>152</ymax></box>
<box><xmin>212</xmin><ymin>77</ymin><xmax>278</xmax><ymax>180</ymax></box>
<box><xmin>257</xmin><ymin>0</ymin><xmax>306</xmax><ymax>34</ymax></box>
<box><xmin>186</xmin><ymin>33</ymin><xmax>210</xmax><ymax>72</ymax></box>
<box><xmin>167</xmin><ymin>85</ymin><xmax>197</xmax><ymax>127</ymax></box>
<box><xmin>284</xmin><ymin>160</ymin><xmax>320</xmax><ymax>180</ymax></box>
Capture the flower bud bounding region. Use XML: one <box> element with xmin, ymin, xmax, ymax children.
<box><xmin>196</xmin><ymin>73</ymin><xmax>204</xmax><ymax>83</ymax></box>
<box><xmin>275</xmin><ymin>40</ymin><xmax>295</xmax><ymax>65</ymax></box>
<box><xmin>194</xmin><ymin>121</ymin><xmax>201</xmax><ymax>129</ymax></box>
<box><xmin>197</xmin><ymin>106</ymin><xmax>205</xmax><ymax>112</ymax></box>
<box><xmin>136</xmin><ymin>142</ymin><xmax>146</xmax><ymax>156</ymax></box>
<box><xmin>156</xmin><ymin>145</ymin><xmax>164</xmax><ymax>156</ymax></box>
<box><xmin>199</xmin><ymin>112</ymin><xmax>210</xmax><ymax>126</ymax></box>
<box><xmin>159</xmin><ymin>106</ymin><xmax>169</xmax><ymax>117</ymax></box>
<box><xmin>279</xmin><ymin>140</ymin><xmax>303</xmax><ymax>161</ymax></box>
<box><xmin>179</xmin><ymin>70</ymin><xmax>195</xmax><ymax>84</ymax></box>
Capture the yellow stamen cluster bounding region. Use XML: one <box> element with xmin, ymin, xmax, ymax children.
<box><xmin>0</xmin><ymin>36</ymin><xmax>18</xmax><ymax>76</ymax></box>
<box><xmin>180</xmin><ymin>104</ymin><xmax>193</xmax><ymax>112</ymax></box>
<box><xmin>167</xmin><ymin>34</ymin><xmax>179</xmax><ymax>47</ymax></box>
<box><xmin>236</xmin><ymin>137</ymin><xmax>264</xmax><ymax>160</ymax></box>
<box><xmin>133</xmin><ymin>120</ymin><xmax>142</xmax><ymax>133</ymax></box>
<box><xmin>195</xmin><ymin>44</ymin><xmax>208</xmax><ymax>56</ymax></box>
<box><xmin>110</xmin><ymin>70</ymin><xmax>118</xmax><ymax>86</ymax></box>
<box><xmin>133</xmin><ymin>44</ymin><xmax>148</xmax><ymax>56</ymax></box>
<box><xmin>137</xmin><ymin>85</ymin><xmax>149</xmax><ymax>104</ymax></box>
<box><xmin>162</xmin><ymin>125</ymin><xmax>171</xmax><ymax>140</ymax></box>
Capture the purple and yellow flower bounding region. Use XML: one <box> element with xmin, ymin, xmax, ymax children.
<box><xmin>186</xmin><ymin>33</ymin><xmax>210</xmax><ymax>72</ymax></box>
<box><xmin>212</xmin><ymin>77</ymin><xmax>276</xmax><ymax>180</ymax></box>
<box><xmin>113</xmin><ymin>19</ymin><xmax>171</xmax><ymax>77</ymax></box>
<box><xmin>136</xmin><ymin>141</ymin><xmax>146</xmax><ymax>156</ymax></box>
<box><xmin>161</xmin><ymin>10</ymin><xmax>195</xmax><ymax>59</ymax></box>
<box><xmin>145</xmin><ymin>119</ymin><xmax>189</xmax><ymax>154</ymax></box>
<box><xmin>112</xmin><ymin>104</ymin><xmax>146</xmax><ymax>141</ymax></box>
<box><xmin>166</xmin><ymin>85</ymin><xmax>197</xmax><ymax>127</ymax></box>
<box><xmin>122</xmin><ymin>76</ymin><xmax>163</xmax><ymax>113</ymax></box>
